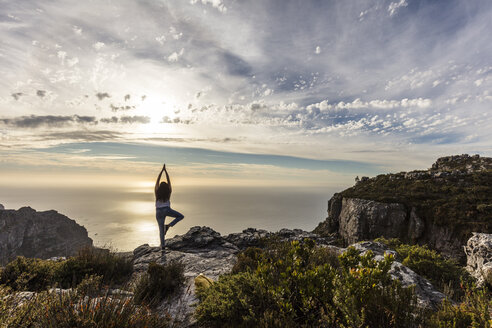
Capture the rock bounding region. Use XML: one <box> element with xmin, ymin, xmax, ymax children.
<box><xmin>133</xmin><ymin>226</ymin><xmax>334</xmax><ymax>326</ymax></box>
<box><xmin>0</xmin><ymin>206</ymin><xmax>93</xmax><ymax>265</ymax></box>
<box><xmin>338</xmin><ymin>198</ymin><xmax>407</xmax><ymax>244</ymax></box>
<box><xmin>133</xmin><ymin>227</ymin><xmax>239</xmax><ymax>326</ymax></box>
<box><xmin>408</xmin><ymin>208</ymin><xmax>425</xmax><ymax>241</ymax></box>
<box><xmin>351</xmin><ymin>241</ymin><xmax>446</xmax><ymax>309</ymax></box>
<box><xmin>0</xmin><ymin>204</ymin><xmax>4</xmax><ymax>210</ymax></box>
<box><xmin>464</xmin><ymin>232</ymin><xmax>492</xmax><ymax>287</ymax></box>
<box><xmin>225</xmin><ymin>227</ymin><xmax>335</xmax><ymax>249</ymax></box>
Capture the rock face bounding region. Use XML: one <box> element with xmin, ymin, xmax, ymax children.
<box><xmin>0</xmin><ymin>206</ymin><xmax>93</xmax><ymax>265</ymax></box>
<box><xmin>338</xmin><ymin>198</ymin><xmax>408</xmax><ymax>244</ymax></box>
<box><xmin>464</xmin><ymin>232</ymin><xmax>492</xmax><ymax>287</ymax></box>
<box><xmin>133</xmin><ymin>226</ymin><xmax>446</xmax><ymax>326</ymax></box>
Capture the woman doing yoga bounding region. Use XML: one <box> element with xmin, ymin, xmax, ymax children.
<box><xmin>155</xmin><ymin>164</ymin><xmax>184</xmax><ymax>250</ymax></box>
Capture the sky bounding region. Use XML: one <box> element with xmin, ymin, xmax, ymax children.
<box><xmin>0</xmin><ymin>0</ymin><xmax>491</xmax><ymax>249</ymax></box>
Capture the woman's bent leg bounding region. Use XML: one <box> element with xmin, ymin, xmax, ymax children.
<box><xmin>166</xmin><ymin>208</ymin><xmax>184</xmax><ymax>227</ymax></box>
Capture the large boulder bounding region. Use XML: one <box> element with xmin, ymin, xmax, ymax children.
<box><xmin>0</xmin><ymin>206</ymin><xmax>93</xmax><ymax>265</ymax></box>
<box><xmin>464</xmin><ymin>232</ymin><xmax>492</xmax><ymax>287</ymax></box>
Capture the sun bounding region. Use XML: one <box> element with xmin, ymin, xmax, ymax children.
<box><xmin>135</xmin><ymin>95</ymin><xmax>179</xmax><ymax>135</ymax></box>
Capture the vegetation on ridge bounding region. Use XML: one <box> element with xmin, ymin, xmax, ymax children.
<box><xmin>341</xmin><ymin>169</ymin><xmax>492</xmax><ymax>236</ymax></box>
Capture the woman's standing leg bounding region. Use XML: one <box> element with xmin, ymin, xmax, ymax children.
<box><xmin>156</xmin><ymin>208</ymin><xmax>167</xmax><ymax>249</ymax></box>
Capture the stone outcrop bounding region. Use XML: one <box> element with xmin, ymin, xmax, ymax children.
<box><xmin>132</xmin><ymin>226</ymin><xmax>446</xmax><ymax>326</ymax></box>
<box><xmin>464</xmin><ymin>232</ymin><xmax>492</xmax><ymax>287</ymax></box>
<box><xmin>0</xmin><ymin>206</ymin><xmax>93</xmax><ymax>265</ymax></box>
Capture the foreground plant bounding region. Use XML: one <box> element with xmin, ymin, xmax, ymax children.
<box><xmin>0</xmin><ymin>286</ymin><xmax>168</xmax><ymax>328</ymax></box>
<box><xmin>195</xmin><ymin>240</ymin><xmax>424</xmax><ymax>327</ymax></box>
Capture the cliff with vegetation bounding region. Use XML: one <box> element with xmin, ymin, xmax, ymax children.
<box><xmin>314</xmin><ymin>154</ymin><xmax>492</xmax><ymax>260</ymax></box>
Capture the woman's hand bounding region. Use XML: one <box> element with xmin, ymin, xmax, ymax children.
<box><xmin>162</xmin><ymin>164</ymin><xmax>166</xmax><ymax>171</ymax></box>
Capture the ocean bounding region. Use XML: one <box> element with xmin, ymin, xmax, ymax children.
<box><xmin>0</xmin><ymin>184</ymin><xmax>337</xmax><ymax>251</ymax></box>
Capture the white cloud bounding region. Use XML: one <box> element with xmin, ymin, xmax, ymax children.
<box><xmin>72</xmin><ymin>26</ymin><xmax>82</xmax><ymax>35</ymax></box>
<box><xmin>167</xmin><ymin>48</ymin><xmax>184</xmax><ymax>62</ymax></box>
<box><xmin>388</xmin><ymin>0</ymin><xmax>408</xmax><ymax>16</ymax></box>
<box><xmin>155</xmin><ymin>35</ymin><xmax>166</xmax><ymax>45</ymax></box>
<box><xmin>93</xmin><ymin>42</ymin><xmax>105</xmax><ymax>50</ymax></box>
<box><xmin>190</xmin><ymin>0</ymin><xmax>227</xmax><ymax>13</ymax></box>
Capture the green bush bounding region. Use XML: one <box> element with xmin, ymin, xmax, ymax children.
<box><xmin>429</xmin><ymin>286</ymin><xmax>492</xmax><ymax>328</ymax></box>
<box><xmin>0</xmin><ymin>247</ymin><xmax>133</xmax><ymax>291</ymax></box>
<box><xmin>376</xmin><ymin>238</ymin><xmax>474</xmax><ymax>298</ymax></box>
<box><xmin>133</xmin><ymin>261</ymin><xmax>185</xmax><ymax>307</ymax></box>
<box><xmin>196</xmin><ymin>240</ymin><xmax>423</xmax><ymax>327</ymax></box>
<box><xmin>56</xmin><ymin>246</ymin><xmax>133</xmax><ymax>288</ymax></box>
<box><xmin>0</xmin><ymin>286</ymin><xmax>168</xmax><ymax>328</ymax></box>
<box><xmin>0</xmin><ymin>256</ymin><xmax>59</xmax><ymax>291</ymax></box>
<box><xmin>232</xmin><ymin>247</ymin><xmax>264</xmax><ymax>274</ymax></box>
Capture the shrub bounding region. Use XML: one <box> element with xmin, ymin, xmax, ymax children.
<box><xmin>0</xmin><ymin>256</ymin><xmax>59</xmax><ymax>291</ymax></box>
<box><xmin>429</xmin><ymin>286</ymin><xmax>492</xmax><ymax>328</ymax></box>
<box><xmin>75</xmin><ymin>274</ymin><xmax>104</xmax><ymax>297</ymax></box>
<box><xmin>232</xmin><ymin>247</ymin><xmax>264</xmax><ymax>274</ymax></box>
<box><xmin>0</xmin><ymin>247</ymin><xmax>133</xmax><ymax>291</ymax></box>
<box><xmin>56</xmin><ymin>246</ymin><xmax>133</xmax><ymax>288</ymax></box>
<box><xmin>0</xmin><ymin>287</ymin><xmax>168</xmax><ymax>328</ymax></box>
<box><xmin>133</xmin><ymin>261</ymin><xmax>185</xmax><ymax>307</ymax></box>
<box><xmin>376</xmin><ymin>238</ymin><xmax>474</xmax><ymax>298</ymax></box>
<box><xmin>195</xmin><ymin>240</ymin><xmax>423</xmax><ymax>328</ymax></box>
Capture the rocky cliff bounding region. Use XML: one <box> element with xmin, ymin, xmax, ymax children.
<box><xmin>314</xmin><ymin>154</ymin><xmax>492</xmax><ymax>260</ymax></box>
<box><xmin>0</xmin><ymin>205</ymin><xmax>93</xmax><ymax>265</ymax></box>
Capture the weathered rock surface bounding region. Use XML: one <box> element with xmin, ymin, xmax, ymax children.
<box><xmin>0</xmin><ymin>206</ymin><xmax>93</xmax><ymax>265</ymax></box>
<box><xmin>133</xmin><ymin>226</ymin><xmax>447</xmax><ymax>326</ymax></box>
<box><xmin>464</xmin><ymin>232</ymin><xmax>492</xmax><ymax>287</ymax></box>
<box><xmin>338</xmin><ymin>198</ymin><xmax>408</xmax><ymax>244</ymax></box>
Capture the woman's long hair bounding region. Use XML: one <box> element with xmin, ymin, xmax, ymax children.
<box><xmin>156</xmin><ymin>182</ymin><xmax>171</xmax><ymax>202</ymax></box>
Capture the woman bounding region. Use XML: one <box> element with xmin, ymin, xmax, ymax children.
<box><xmin>155</xmin><ymin>164</ymin><xmax>184</xmax><ymax>250</ymax></box>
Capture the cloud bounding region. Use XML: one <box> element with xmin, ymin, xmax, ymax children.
<box><xmin>0</xmin><ymin>115</ymin><xmax>98</xmax><ymax>128</ymax></box>
<box><xmin>95</xmin><ymin>92</ymin><xmax>111</xmax><ymax>100</ymax></box>
<box><xmin>190</xmin><ymin>0</ymin><xmax>227</xmax><ymax>13</ymax></box>
<box><xmin>388</xmin><ymin>0</ymin><xmax>408</xmax><ymax>16</ymax></box>
<box><xmin>167</xmin><ymin>48</ymin><xmax>184</xmax><ymax>62</ymax></box>
<box><xmin>11</xmin><ymin>92</ymin><xmax>23</xmax><ymax>100</ymax></box>
<box><xmin>39</xmin><ymin>130</ymin><xmax>121</xmax><ymax>142</ymax></box>
<box><xmin>119</xmin><ymin>115</ymin><xmax>151</xmax><ymax>124</ymax></box>
<box><xmin>110</xmin><ymin>104</ymin><xmax>135</xmax><ymax>112</ymax></box>
<box><xmin>93</xmin><ymin>42</ymin><xmax>105</xmax><ymax>50</ymax></box>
